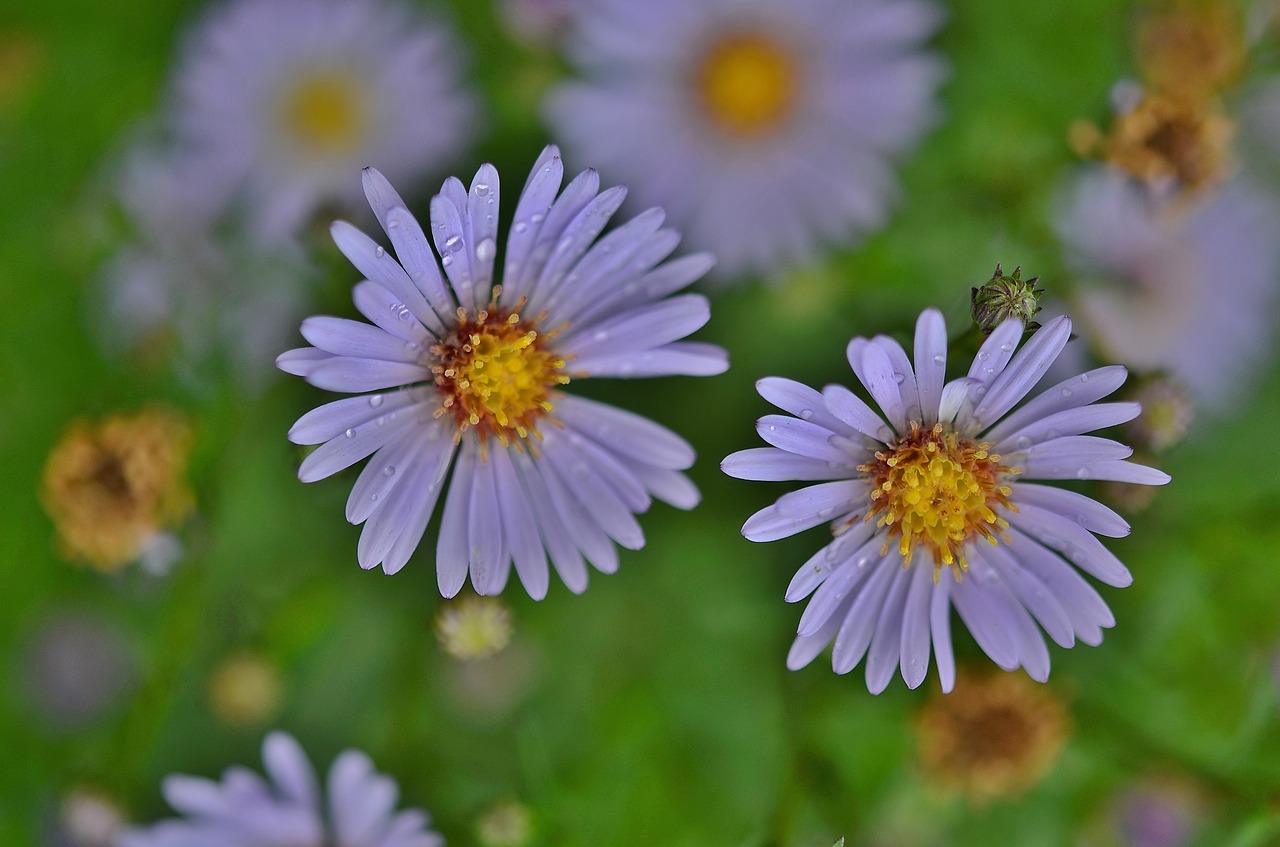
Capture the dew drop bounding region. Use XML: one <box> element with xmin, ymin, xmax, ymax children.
<box><xmin>442</xmin><ymin>254</ymin><xmax>453</xmax><ymax>268</ymax></box>
<box><xmin>768</xmin><ymin>425</ymin><xmax>777</xmax><ymax>432</ymax></box>
<box><xmin>1079</xmin><ymin>372</ymin><xmax>1090</xmax><ymax>383</ymax></box>
<box><xmin>1000</xmin><ymin>342</ymin><xmax>1013</xmax><ymax>353</ymax></box>
<box><xmin>932</xmin><ymin>354</ymin><xmax>945</xmax><ymax>366</ymax></box>
<box><xmin>443</xmin><ymin>235</ymin><xmax>463</xmax><ymax>253</ymax></box>
<box><xmin>369</xmin><ymin>395</ymin><xmax>384</xmax><ymax>408</ymax></box>
<box><xmin>475</xmin><ymin>238</ymin><xmax>496</xmax><ymax>262</ymax></box>
<box><xmin>387</xmin><ymin>218</ymin><xmax>400</xmax><ymax>229</ymax></box>
<box><xmin>530</xmin><ymin>212</ymin><xmax>545</xmax><ymax>224</ymax></box>
<box><xmin>370</xmin><ymin>493</ymin><xmax>380</xmax><ymax>503</ymax></box>
<box><xmin>1075</xmin><ymin>467</ymin><xmax>1090</xmax><ymax>480</ymax></box>
<box><xmin>799</xmin><ymin>409</ymin><xmax>814</xmax><ymax>420</ymax></box>
<box><xmin>893</xmin><ymin>372</ymin><xmax>906</xmax><ymax>385</ymax></box>
<box><xmin>1015</xmin><ymin>436</ymin><xmax>1032</xmax><ymax>450</ymax></box>
<box><xmin>375</xmin><ymin>246</ymin><xmax>385</xmax><ymax>258</ymax></box>
<box><xmin>1061</xmin><ymin>387</ymin><xmax>1074</xmax><ymax>397</ymax></box>
<box><xmin>344</xmin><ymin>428</ymin><xmax>356</xmax><ymax>439</ymax></box>
<box><xmin>978</xmin><ymin>351</ymin><xmax>990</xmax><ymax>361</ymax></box>
<box><xmin>474</xmin><ymin>182</ymin><xmax>490</xmax><ymax>196</ymax></box>
<box><xmin>383</xmin><ymin>466</ymin><xmax>396</xmax><ymax>477</ymax></box>
<box><xmin>398</xmin><ymin>308</ymin><xmax>412</xmax><ymax>321</ymax></box>
<box><xmin>514</xmin><ymin>221</ymin><xmax>528</xmax><ymax>234</ymax></box>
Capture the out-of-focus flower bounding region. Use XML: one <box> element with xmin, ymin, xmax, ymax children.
<box><xmin>1114</xmin><ymin>776</ymin><xmax>1208</xmax><ymax>847</ymax></box>
<box><xmin>546</xmin><ymin>0</ymin><xmax>945</xmax><ymax>279</ymax></box>
<box><xmin>970</xmin><ymin>263</ymin><xmax>1043</xmax><ymax>335</ymax></box>
<box><xmin>475</xmin><ymin>800</ymin><xmax>535</xmax><ymax>847</ymax></box>
<box><xmin>41</xmin><ymin>408</ymin><xmax>192</xmax><ymax>573</ymax></box>
<box><xmin>915</xmin><ymin>670</ymin><xmax>1070</xmax><ymax>801</ymax></box>
<box><xmin>436</xmin><ymin>596</ymin><xmax>513</xmax><ymax>661</ymax></box>
<box><xmin>1074</xmin><ymin>89</ymin><xmax>1234</xmax><ymax>197</ymax></box>
<box><xmin>207</xmin><ymin>651</ymin><xmax>284</xmax><ymax>727</ymax></box>
<box><xmin>279</xmin><ymin>146</ymin><xmax>726</xmax><ymax>597</ymax></box>
<box><xmin>442</xmin><ymin>637</ymin><xmax>543</xmax><ymax>726</ymax></box>
<box><xmin>54</xmin><ymin>787</ymin><xmax>128</xmax><ymax>847</ymax></box>
<box><xmin>1125</xmin><ymin>376</ymin><xmax>1193</xmax><ymax>452</ymax></box>
<box><xmin>1055</xmin><ymin>166</ymin><xmax>1280</xmax><ymax>412</ymax></box>
<box><xmin>119</xmin><ymin>731</ymin><xmax>442</xmax><ymax>847</ymax></box>
<box><xmin>170</xmin><ymin>0</ymin><xmax>476</xmax><ymax>240</ymax></box>
<box><xmin>723</xmin><ymin>309</ymin><xmax>1168</xmax><ymax>692</ymax></box>
<box><xmin>96</xmin><ymin>143</ymin><xmax>317</xmax><ymax>392</ymax></box>
<box><xmin>20</xmin><ymin>609</ymin><xmax>135</xmax><ymax>729</ymax></box>
<box><xmin>1136</xmin><ymin>2</ymin><xmax>1244</xmax><ymax>101</ymax></box>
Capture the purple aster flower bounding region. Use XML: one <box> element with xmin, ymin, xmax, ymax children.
<box><xmin>118</xmin><ymin>731</ymin><xmax>440</xmax><ymax>847</ymax></box>
<box><xmin>170</xmin><ymin>0</ymin><xmax>477</xmax><ymax>240</ymax></box>
<box><xmin>279</xmin><ymin>146</ymin><xmax>726</xmax><ymax>598</ymax></box>
<box><xmin>545</xmin><ymin>0</ymin><xmax>945</xmax><ymax>279</ymax></box>
<box><xmin>722</xmin><ymin>309</ymin><xmax>1169</xmax><ymax>693</ymax></box>
<box><xmin>1054</xmin><ymin>165</ymin><xmax>1280</xmax><ymax>412</ymax></box>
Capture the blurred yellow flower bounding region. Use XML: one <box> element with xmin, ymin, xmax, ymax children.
<box><xmin>915</xmin><ymin>670</ymin><xmax>1070</xmax><ymax>802</ymax></box>
<box><xmin>208</xmin><ymin>651</ymin><xmax>284</xmax><ymax>727</ymax></box>
<box><xmin>436</xmin><ymin>596</ymin><xmax>514</xmax><ymax>662</ymax></box>
<box><xmin>40</xmin><ymin>407</ymin><xmax>193</xmax><ymax>572</ymax></box>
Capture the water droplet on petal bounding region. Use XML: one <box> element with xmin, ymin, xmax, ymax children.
<box><xmin>768</xmin><ymin>425</ymin><xmax>777</xmax><ymax>432</ymax></box>
<box><xmin>513</xmin><ymin>221</ymin><xmax>528</xmax><ymax>234</ymax></box>
<box><xmin>388</xmin><ymin>218</ymin><xmax>400</xmax><ymax>229</ymax></box>
<box><xmin>1061</xmin><ymin>387</ymin><xmax>1074</xmax><ymax>397</ymax></box>
<box><xmin>1079</xmin><ymin>372</ymin><xmax>1090</xmax><ymax>383</ymax></box>
<box><xmin>375</xmin><ymin>246</ymin><xmax>385</xmax><ymax>258</ymax></box>
<box><xmin>369</xmin><ymin>395</ymin><xmax>384</xmax><ymax>408</ymax></box>
<box><xmin>1075</xmin><ymin>467</ymin><xmax>1090</xmax><ymax>480</ymax></box>
<box><xmin>978</xmin><ymin>351</ymin><xmax>990</xmax><ymax>361</ymax></box>
<box><xmin>444</xmin><ymin>235</ymin><xmax>463</xmax><ymax>253</ymax></box>
<box><xmin>932</xmin><ymin>354</ymin><xmax>945</xmax><ymax>366</ymax></box>
<box><xmin>893</xmin><ymin>372</ymin><xmax>906</xmax><ymax>385</ymax></box>
<box><xmin>384</xmin><ymin>466</ymin><xmax>396</xmax><ymax>477</ymax></box>
<box><xmin>474</xmin><ymin>182</ymin><xmax>490</xmax><ymax>196</ymax></box>
<box><xmin>1000</xmin><ymin>343</ymin><xmax>1013</xmax><ymax>353</ymax></box>
<box><xmin>344</xmin><ymin>428</ymin><xmax>356</xmax><ymax>439</ymax></box>
<box><xmin>475</xmin><ymin>238</ymin><xmax>496</xmax><ymax>263</ymax></box>
<box><xmin>799</xmin><ymin>409</ymin><xmax>814</xmax><ymax>420</ymax></box>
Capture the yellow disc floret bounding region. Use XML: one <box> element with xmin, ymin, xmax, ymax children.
<box><xmin>279</xmin><ymin>70</ymin><xmax>365</xmax><ymax>156</ymax></box>
<box><xmin>860</xmin><ymin>422</ymin><xmax>1017</xmax><ymax>578</ymax></box>
<box><xmin>433</xmin><ymin>304</ymin><xmax>568</xmax><ymax>445</ymax></box>
<box><xmin>695</xmin><ymin>31</ymin><xmax>800</xmax><ymax>138</ymax></box>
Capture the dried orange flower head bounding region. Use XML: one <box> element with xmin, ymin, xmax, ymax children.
<box><xmin>1099</xmin><ymin>91</ymin><xmax>1234</xmax><ymax>194</ymax></box>
<box><xmin>1136</xmin><ymin>2</ymin><xmax>1245</xmax><ymax>101</ymax></box>
<box><xmin>40</xmin><ymin>408</ymin><xmax>193</xmax><ymax>572</ymax></box>
<box><xmin>916</xmin><ymin>670</ymin><xmax>1071</xmax><ymax>802</ymax></box>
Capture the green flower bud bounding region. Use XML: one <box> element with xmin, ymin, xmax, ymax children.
<box><xmin>970</xmin><ymin>264</ymin><xmax>1044</xmax><ymax>336</ymax></box>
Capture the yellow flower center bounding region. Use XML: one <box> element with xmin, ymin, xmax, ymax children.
<box><xmin>433</xmin><ymin>306</ymin><xmax>568</xmax><ymax>444</ymax></box>
<box><xmin>695</xmin><ymin>32</ymin><xmax>799</xmax><ymax>138</ymax></box>
<box><xmin>860</xmin><ymin>422</ymin><xmax>1016</xmax><ymax>578</ymax></box>
<box><xmin>279</xmin><ymin>71</ymin><xmax>365</xmax><ymax>155</ymax></box>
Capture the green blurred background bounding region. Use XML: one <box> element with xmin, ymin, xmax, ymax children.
<box><xmin>2</xmin><ymin>0</ymin><xmax>1280</xmax><ymax>844</ymax></box>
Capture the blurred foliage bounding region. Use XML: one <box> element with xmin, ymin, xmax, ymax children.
<box><xmin>2</xmin><ymin>0</ymin><xmax>1280</xmax><ymax>845</ymax></box>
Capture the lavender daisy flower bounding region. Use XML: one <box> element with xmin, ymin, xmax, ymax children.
<box><xmin>723</xmin><ymin>309</ymin><xmax>1169</xmax><ymax>693</ymax></box>
<box><xmin>545</xmin><ymin>0</ymin><xmax>945</xmax><ymax>279</ymax></box>
<box><xmin>171</xmin><ymin>0</ymin><xmax>476</xmax><ymax>240</ymax></box>
<box><xmin>1054</xmin><ymin>166</ymin><xmax>1280</xmax><ymax>412</ymax></box>
<box><xmin>279</xmin><ymin>147</ymin><xmax>726</xmax><ymax>598</ymax></box>
<box><xmin>118</xmin><ymin>731</ymin><xmax>441</xmax><ymax>847</ymax></box>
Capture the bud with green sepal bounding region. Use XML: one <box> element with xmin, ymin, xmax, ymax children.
<box><xmin>970</xmin><ymin>263</ymin><xmax>1044</xmax><ymax>335</ymax></box>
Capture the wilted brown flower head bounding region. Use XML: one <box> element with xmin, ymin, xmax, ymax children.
<box><xmin>915</xmin><ymin>670</ymin><xmax>1071</xmax><ymax>801</ymax></box>
<box><xmin>40</xmin><ymin>407</ymin><xmax>193</xmax><ymax>572</ymax></box>
<box><xmin>1096</xmin><ymin>92</ymin><xmax>1233</xmax><ymax>194</ymax></box>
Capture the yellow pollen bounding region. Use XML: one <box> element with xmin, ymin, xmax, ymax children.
<box><xmin>859</xmin><ymin>422</ymin><xmax>1017</xmax><ymax>579</ymax></box>
<box><xmin>279</xmin><ymin>71</ymin><xmax>365</xmax><ymax>155</ymax></box>
<box><xmin>433</xmin><ymin>306</ymin><xmax>567</xmax><ymax>446</ymax></box>
<box><xmin>695</xmin><ymin>32</ymin><xmax>799</xmax><ymax>138</ymax></box>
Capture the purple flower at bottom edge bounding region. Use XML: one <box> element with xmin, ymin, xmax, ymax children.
<box><xmin>723</xmin><ymin>309</ymin><xmax>1169</xmax><ymax>693</ymax></box>
<box><xmin>278</xmin><ymin>145</ymin><xmax>727</xmax><ymax>599</ymax></box>
<box><xmin>117</xmin><ymin>732</ymin><xmax>441</xmax><ymax>847</ymax></box>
